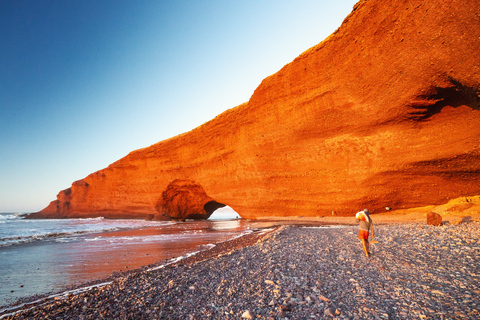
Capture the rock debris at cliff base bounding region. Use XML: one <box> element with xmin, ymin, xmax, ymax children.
<box><xmin>2</xmin><ymin>223</ymin><xmax>479</xmax><ymax>320</ymax></box>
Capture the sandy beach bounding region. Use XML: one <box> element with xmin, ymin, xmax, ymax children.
<box><xmin>1</xmin><ymin>207</ymin><xmax>479</xmax><ymax>320</ymax></box>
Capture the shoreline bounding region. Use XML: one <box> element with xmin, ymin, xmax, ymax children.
<box><xmin>0</xmin><ymin>219</ymin><xmax>259</xmax><ymax>308</ymax></box>
<box><xmin>0</xmin><ymin>225</ymin><xmax>278</xmax><ymax>315</ymax></box>
<box><xmin>2</xmin><ymin>212</ymin><xmax>479</xmax><ymax>319</ymax></box>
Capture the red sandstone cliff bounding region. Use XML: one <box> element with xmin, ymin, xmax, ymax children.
<box><xmin>29</xmin><ymin>0</ymin><xmax>480</xmax><ymax>220</ymax></box>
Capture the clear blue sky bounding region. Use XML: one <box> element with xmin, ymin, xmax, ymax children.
<box><xmin>0</xmin><ymin>0</ymin><xmax>357</xmax><ymax>213</ymax></box>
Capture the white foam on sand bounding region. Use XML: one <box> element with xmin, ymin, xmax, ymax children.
<box><xmin>0</xmin><ymin>282</ymin><xmax>111</xmax><ymax>319</ymax></box>
<box><xmin>146</xmin><ymin>228</ymin><xmax>258</xmax><ymax>271</ymax></box>
<box><xmin>147</xmin><ymin>250</ymin><xmax>205</xmax><ymax>271</ymax></box>
<box><xmin>301</xmin><ymin>225</ymin><xmax>350</xmax><ymax>229</ymax></box>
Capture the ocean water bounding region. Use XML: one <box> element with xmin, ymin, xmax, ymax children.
<box><xmin>0</xmin><ymin>207</ymin><xmax>253</xmax><ymax>306</ymax></box>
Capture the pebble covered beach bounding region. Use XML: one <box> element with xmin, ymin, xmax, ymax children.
<box><xmin>1</xmin><ymin>221</ymin><xmax>479</xmax><ymax>320</ymax></box>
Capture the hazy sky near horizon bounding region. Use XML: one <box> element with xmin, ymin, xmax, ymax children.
<box><xmin>1</xmin><ymin>0</ymin><xmax>358</xmax><ymax>212</ymax></box>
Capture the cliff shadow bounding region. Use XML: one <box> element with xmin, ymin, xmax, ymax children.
<box><xmin>204</xmin><ymin>200</ymin><xmax>227</xmax><ymax>216</ymax></box>
<box><xmin>408</xmin><ymin>78</ymin><xmax>480</xmax><ymax>121</ymax></box>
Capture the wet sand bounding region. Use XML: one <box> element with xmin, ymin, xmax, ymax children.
<box><xmin>1</xmin><ymin>211</ymin><xmax>479</xmax><ymax>319</ymax></box>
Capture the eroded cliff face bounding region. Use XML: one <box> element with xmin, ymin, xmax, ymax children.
<box><xmin>29</xmin><ymin>0</ymin><xmax>480</xmax><ymax>220</ymax></box>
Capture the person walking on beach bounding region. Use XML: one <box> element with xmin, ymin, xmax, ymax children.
<box><xmin>356</xmin><ymin>209</ymin><xmax>373</xmax><ymax>257</ymax></box>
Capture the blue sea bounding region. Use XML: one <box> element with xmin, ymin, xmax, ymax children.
<box><xmin>0</xmin><ymin>207</ymin><xmax>260</xmax><ymax>307</ymax></box>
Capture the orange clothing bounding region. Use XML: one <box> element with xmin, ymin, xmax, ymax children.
<box><xmin>358</xmin><ymin>230</ymin><xmax>369</xmax><ymax>240</ymax></box>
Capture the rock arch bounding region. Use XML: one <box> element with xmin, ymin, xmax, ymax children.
<box><xmin>153</xmin><ymin>179</ymin><xmax>225</xmax><ymax>221</ymax></box>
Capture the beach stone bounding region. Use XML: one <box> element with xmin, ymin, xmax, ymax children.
<box><xmin>242</xmin><ymin>310</ymin><xmax>254</xmax><ymax>319</ymax></box>
<box><xmin>324</xmin><ymin>307</ymin><xmax>336</xmax><ymax>317</ymax></box>
<box><xmin>279</xmin><ymin>304</ymin><xmax>291</xmax><ymax>311</ymax></box>
<box><xmin>318</xmin><ymin>294</ymin><xmax>330</xmax><ymax>302</ymax></box>
<box><xmin>276</xmin><ymin>310</ymin><xmax>287</xmax><ymax>318</ymax></box>
<box><xmin>427</xmin><ymin>212</ymin><xmax>442</xmax><ymax>226</ymax></box>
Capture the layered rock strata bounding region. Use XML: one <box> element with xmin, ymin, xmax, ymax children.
<box><xmin>29</xmin><ymin>0</ymin><xmax>480</xmax><ymax>219</ymax></box>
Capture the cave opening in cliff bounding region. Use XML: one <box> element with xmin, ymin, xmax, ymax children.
<box><xmin>208</xmin><ymin>205</ymin><xmax>240</xmax><ymax>220</ymax></box>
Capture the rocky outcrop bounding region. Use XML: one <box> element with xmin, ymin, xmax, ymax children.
<box><xmin>30</xmin><ymin>0</ymin><xmax>480</xmax><ymax>220</ymax></box>
<box><xmin>152</xmin><ymin>179</ymin><xmax>225</xmax><ymax>221</ymax></box>
<box><xmin>427</xmin><ymin>212</ymin><xmax>443</xmax><ymax>226</ymax></box>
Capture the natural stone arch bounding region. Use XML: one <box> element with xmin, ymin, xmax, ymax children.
<box><xmin>153</xmin><ymin>179</ymin><xmax>225</xmax><ymax>221</ymax></box>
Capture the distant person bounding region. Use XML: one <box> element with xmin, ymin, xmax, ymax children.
<box><xmin>356</xmin><ymin>209</ymin><xmax>373</xmax><ymax>257</ymax></box>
